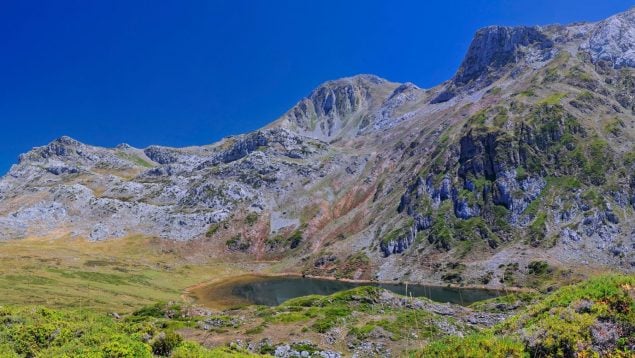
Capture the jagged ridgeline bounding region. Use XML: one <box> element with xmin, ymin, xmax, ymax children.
<box><xmin>1</xmin><ymin>8</ymin><xmax>635</xmax><ymax>288</ymax></box>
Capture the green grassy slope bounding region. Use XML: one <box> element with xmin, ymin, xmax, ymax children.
<box><xmin>416</xmin><ymin>275</ymin><xmax>635</xmax><ymax>357</ymax></box>
<box><xmin>0</xmin><ymin>275</ymin><xmax>633</xmax><ymax>357</ymax></box>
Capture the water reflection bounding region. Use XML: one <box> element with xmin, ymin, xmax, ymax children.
<box><xmin>194</xmin><ymin>275</ymin><xmax>502</xmax><ymax>308</ymax></box>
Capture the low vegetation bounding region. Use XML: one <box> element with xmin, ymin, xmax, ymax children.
<box><xmin>0</xmin><ymin>304</ymin><xmax>258</xmax><ymax>357</ymax></box>
<box><xmin>418</xmin><ymin>274</ymin><xmax>635</xmax><ymax>357</ymax></box>
<box><xmin>0</xmin><ymin>275</ymin><xmax>633</xmax><ymax>357</ymax></box>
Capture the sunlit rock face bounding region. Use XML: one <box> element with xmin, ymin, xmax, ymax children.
<box><xmin>584</xmin><ymin>7</ymin><xmax>635</xmax><ymax>68</ymax></box>
<box><xmin>454</xmin><ymin>25</ymin><xmax>554</xmax><ymax>86</ymax></box>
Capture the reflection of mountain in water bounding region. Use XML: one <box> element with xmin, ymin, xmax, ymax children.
<box><xmin>228</xmin><ymin>276</ymin><xmax>500</xmax><ymax>306</ymax></box>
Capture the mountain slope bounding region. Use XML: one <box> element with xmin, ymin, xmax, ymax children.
<box><xmin>2</xmin><ymin>8</ymin><xmax>635</xmax><ymax>289</ymax></box>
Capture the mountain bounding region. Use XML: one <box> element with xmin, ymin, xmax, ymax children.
<box><xmin>2</xmin><ymin>8</ymin><xmax>635</xmax><ymax>289</ymax></box>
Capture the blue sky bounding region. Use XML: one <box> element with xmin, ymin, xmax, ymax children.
<box><xmin>0</xmin><ymin>1</ymin><xmax>632</xmax><ymax>174</ymax></box>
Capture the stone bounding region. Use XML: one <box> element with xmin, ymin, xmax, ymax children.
<box><xmin>454</xmin><ymin>25</ymin><xmax>554</xmax><ymax>86</ymax></box>
<box><xmin>583</xmin><ymin>8</ymin><xmax>635</xmax><ymax>68</ymax></box>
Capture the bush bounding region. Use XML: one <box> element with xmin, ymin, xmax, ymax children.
<box><xmin>527</xmin><ymin>261</ymin><xmax>550</xmax><ymax>275</ymax></box>
<box><xmin>288</xmin><ymin>230</ymin><xmax>303</xmax><ymax>249</ymax></box>
<box><xmin>423</xmin><ymin>275</ymin><xmax>635</xmax><ymax>357</ymax></box>
<box><xmin>205</xmin><ymin>222</ymin><xmax>221</xmax><ymax>237</ymax></box>
<box><xmin>171</xmin><ymin>342</ymin><xmax>208</xmax><ymax>358</ymax></box>
<box><xmin>0</xmin><ymin>305</ymin><xmax>222</xmax><ymax>358</ymax></box>
<box><xmin>132</xmin><ymin>303</ymin><xmax>165</xmax><ymax>318</ymax></box>
<box><xmin>417</xmin><ymin>332</ymin><xmax>525</xmax><ymax>357</ymax></box>
<box><xmin>226</xmin><ymin>234</ymin><xmax>251</xmax><ymax>251</ymax></box>
<box><xmin>10</xmin><ymin>323</ymin><xmax>67</xmax><ymax>356</ymax></box>
<box><xmin>102</xmin><ymin>335</ymin><xmax>152</xmax><ymax>358</ymax></box>
<box><xmin>528</xmin><ymin>212</ymin><xmax>547</xmax><ymax>246</ymax></box>
<box><xmin>151</xmin><ymin>332</ymin><xmax>183</xmax><ymax>356</ymax></box>
<box><xmin>245</xmin><ymin>212</ymin><xmax>258</xmax><ymax>226</ymax></box>
<box><xmin>496</xmin><ymin>275</ymin><xmax>635</xmax><ymax>356</ymax></box>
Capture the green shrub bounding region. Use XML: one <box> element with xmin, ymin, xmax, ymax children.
<box><xmin>624</xmin><ymin>151</ymin><xmax>635</xmax><ymax>166</ymax></box>
<box><xmin>171</xmin><ymin>342</ymin><xmax>259</xmax><ymax>358</ymax></box>
<box><xmin>288</xmin><ymin>230</ymin><xmax>303</xmax><ymax>249</ymax></box>
<box><xmin>245</xmin><ymin>212</ymin><xmax>259</xmax><ymax>226</ymax></box>
<box><xmin>470</xmin><ymin>110</ymin><xmax>488</xmax><ymax>126</ymax></box>
<box><xmin>133</xmin><ymin>303</ymin><xmax>165</xmax><ymax>318</ymax></box>
<box><xmin>417</xmin><ymin>332</ymin><xmax>525</xmax><ymax>357</ymax></box>
<box><xmin>527</xmin><ymin>261</ymin><xmax>550</xmax><ymax>275</ymax></box>
<box><xmin>528</xmin><ymin>212</ymin><xmax>547</xmax><ymax>246</ymax></box>
<box><xmin>515</xmin><ymin>167</ymin><xmax>527</xmax><ymax>181</ymax></box>
<box><xmin>519</xmin><ymin>88</ymin><xmax>536</xmax><ymax>97</ymax></box>
<box><xmin>226</xmin><ymin>234</ymin><xmax>251</xmax><ymax>251</ymax></box>
<box><xmin>102</xmin><ymin>336</ymin><xmax>152</xmax><ymax>358</ymax></box>
<box><xmin>423</xmin><ymin>275</ymin><xmax>635</xmax><ymax>357</ymax></box>
<box><xmin>492</xmin><ymin>205</ymin><xmax>510</xmax><ymax>230</ymax></box>
<box><xmin>151</xmin><ymin>332</ymin><xmax>182</xmax><ymax>356</ymax></box>
<box><xmin>580</xmin><ymin>139</ymin><xmax>611</xmax><ymax>185</ymax></box>
<box><xmin>496</xmin><ymin>275</ymin><xmax>635</xmax><ymax>357</ymax></box>
<box><xmin>500</xmin><ymin>263</ymin><xmax>519</xmax><ymax>285</ymax></box>
<box><xmin>205</xmin><ymin>222</ymin><xmax>221</xmax><ymax>237</ymax></box>
<box><xmin>171</xmin><ymin>342</ymin><xmax>208</xmax><ymax>358</ymax></box>
<box><xmin>543</xmin><ymin>67</ymin><xmax>560</xmax><ymax>82</ymax></box>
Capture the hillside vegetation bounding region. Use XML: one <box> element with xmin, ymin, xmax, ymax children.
<box><xmin>0</xmin><ymin>275</ymin><xmax>632</xmax><ymax>357</ymax></box>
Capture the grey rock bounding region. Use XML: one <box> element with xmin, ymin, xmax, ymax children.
<box><xmin>46</xmin><ymin>165</ymin><xmax>80</xmax><ymax>176</ymax></box>
<box><xmin>454</xmin><ymin>25</ymin><xmax>554</xmax><ymax>86</ymax></box>
<box><xmin>143</xmin><ymin>146</ymin><xmax>179</xmax><ymax>164</ymax></box>
<box><xmin>583</xmin><ymin>8</ymin><xmax>635</xmax><ymax>68</ymax></box>
<box><xmin>591</xmin><ymin>320</ymin><xmax>621</xmax><ymax>353</ymax></box>
<box><xmin>318</xmin><ymin>352</ymin><xmax>341</xmax><ymax>358</ymax></box>
<box><xmin>453</xmin><ymin>197</ymin><xmax>481</xmax><ymax>219</ymax></box>
<box><xmin>561</xmin><ymin>228</ymin><xmax>582</xmax><ymax>242</ymax></box>
<box><xmin>380</xmin><ymin>223</ymin><xmax>417</xmax><ymax>257</ymax></box>
<box><xmin>282</xmin><ymin>75</ymin><xmax>383</xmax><ymax>139</ymax></box>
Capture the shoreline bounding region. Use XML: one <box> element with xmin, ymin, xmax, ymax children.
<box><xmin>182</xmin><ymin>270</ymin><xmax>534</xmax><ymax>307</ymax></box>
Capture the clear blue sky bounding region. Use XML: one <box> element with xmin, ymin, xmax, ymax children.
<box><xmin>0</xmin><ymin>1</ymin><xmax>632</xmax><ymax>174</ymax></box>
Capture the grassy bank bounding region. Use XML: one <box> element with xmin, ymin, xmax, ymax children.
<box><xmin>416</xmin><ymin>274</ymin><xmax>635</xmax><ymax>357</ymax></box>
<box><xmin>0</xmin><ymin>236</ymin><xmax>248</xmax><ymax>312</ymax></box>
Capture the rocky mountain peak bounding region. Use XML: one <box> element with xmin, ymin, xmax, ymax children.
<box><xmin>276</xmin><ymin>74</ymin><xmax>398</xmax><ymax>139</ymax></box>
<box><xmin>304</xmin><ymin>74</ymin><xmax>387</xmax><ymax>109</ymax></box>
<box><xmin>115</xmin><ymin>143</ymin><xmax>134</xmax><ymax>150</ymax></box>
<box><xmin>454</xmin><ymin>25</ymin><xmax>554</xmax><ymax>87</ymax></box>
<box><xmin>584</xmin><ymin>7</ymin><xmax>635</xmax><ymax>68</ymax></box>
<box><xmin>17</xmin><ymin>135</ymin><xmax>86</xmax><ymax>164</ymax></box>
<box><xmin>389</xmin><ymin>82</ymin><xmax>420</xmax><ymax>98</ymax></box>
<box><xmin>54</xmin><ymin>135</ymin><xmax>82</xmax><ymax>146</ymax></box>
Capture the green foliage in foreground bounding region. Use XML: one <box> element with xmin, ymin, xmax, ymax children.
<box><xmin>2</xmin><ymin>275</ymin><xmax>635</xmax><ymax>357</ymax></box>
<box><xmin>0</xmin><ymin>304</ymin><xmax>261</xmax><ymax>357</ymax></box>
<box><xmin>417</xmin><ymin>274</ymin><xmax>635</xmax><ymax>357</ymax></box>
<box><xmin>256</xmin><ymin>285</ymin><xmax>462</xmax><ymax>341</ymax></box>
<box><xmin>414</xmin><ymin>332</ymin><xmax>525</xmax><ymax>357</ymax></box>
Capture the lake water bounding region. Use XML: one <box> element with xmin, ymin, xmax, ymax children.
<box><xmin>190</xmin><ymin>275</ymin><xmax>503</xmax><ymax>308</ymax></box>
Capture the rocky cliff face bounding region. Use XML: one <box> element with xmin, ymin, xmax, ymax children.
<box><xmin>584</xmin><ymin>7</ymin><xmax>635</xmax><ymax>68</ymax></box>
<box><xmin>454</xmin><ymin>26</ymin><xmax>554</xmax><ymax>86</ymax></box>
<box><xmin>276</xmin><ymin>75</ymin><xmax>387</xmax><ymax>139</ymax></box>
<box><xmin>2</xmin><ymin>8</ymin><xmax>635</xmax><ymax>288</ymax></box>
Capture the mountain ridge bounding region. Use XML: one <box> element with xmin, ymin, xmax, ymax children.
<box><xmin>9</xmin><ymin>6</ymin><xmax>635</xmax><ymax>156</ymax></box>
<box><xmin>2</xmin><ymin>7</ymin><xmax>635</xmax><ymax>289</ymax></box>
